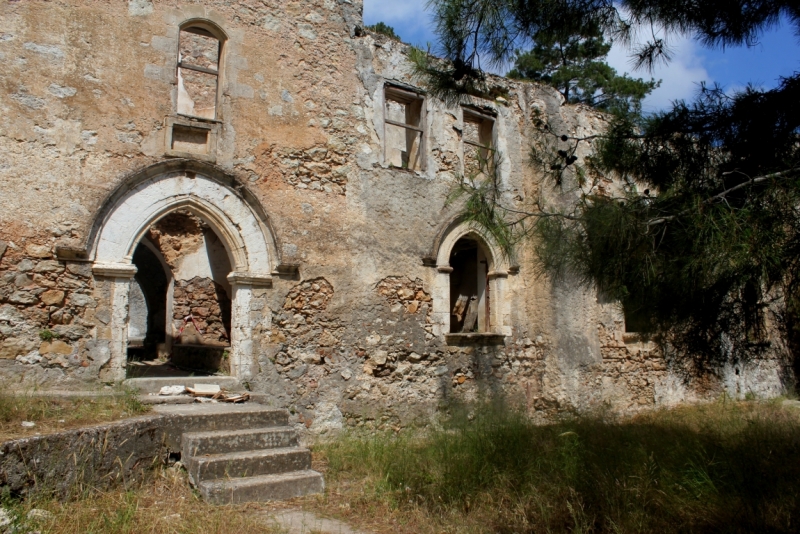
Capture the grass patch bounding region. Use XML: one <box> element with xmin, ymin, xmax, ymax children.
<box><xmin>0</xmin><ymin>465</ymin><xmax>282</xmax><ymax>534</ymax></box>
<box><xmin>0</xmin><ymin>390</ymin><xmax>150</xmax><ymax>442</ymax></box>
<box><xmin>313</xmin><ymin>398</ymin><xmax>800</xmax><ymax>533</ymax></box>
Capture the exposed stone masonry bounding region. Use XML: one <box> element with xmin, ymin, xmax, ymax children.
<box><xmin>147</xmin><ymin>211</ymin><xmax>204</xmax><ymax>269</ymax></box>
<box><xmin>598</xmin><ymin>322</ymin><xmax>668</xmax><ymax>409</ymax></box>
<box><xmin>0</xmin><ymin>241</ymin><xmax>110</xmax><ymax>385</ymax></box>
<box><xmin>376</xmin><ymin>276</ymin><xmax>432</xmax><ymax>319</ymax></box>
<box><xmin>271</xmin><ymin>278</ymin><xmax>340</xmax><ymax>376</ymax></box>
<box><xmin>257</xmin><ymin>144</ymin><xmax>351</xmax><ymax>194</ymax></box>
<box><xmin>0</xmin><ymin>248</ymin><xmax>95</xmax><ymax>349</ymax></box>
<box><xmin>173</xmin><ymin>278</ymin><xmax>231</xmax><ymax>346</ymax></box>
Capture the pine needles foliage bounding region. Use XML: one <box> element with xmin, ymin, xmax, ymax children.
<box><xmin>507</xmin><ymin>21</ymin><xmax>659</xmax><ymax>113</ymax></box>
<box><xmin>446</xmin><ymin>149</ymin><xmax>517</xmax><ymax>260</ymax></box>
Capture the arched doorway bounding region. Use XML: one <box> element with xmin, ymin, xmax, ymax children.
<box><xmin>125</xmin><ymin>210</ymin><xmax>237</xmax><ymax>377</ymax></box>
<box><xmin>86</xmin><ymin>161</ymin><xmax>278</xmax><ymax>381</ymax></box>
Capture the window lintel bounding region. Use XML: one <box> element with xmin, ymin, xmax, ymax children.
<box><xmin>462</xmin><ymin>106</ymin><xmax>497</xmax><ymax>122</ymax></box>
<box><xmin>384</xmin><ymin>83</ymin><xmax>425</xmax><ymax>104</ymax></box>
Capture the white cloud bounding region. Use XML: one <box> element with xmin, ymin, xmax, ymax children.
<box><xmin>606</xmin><ymin>36</ymin><xmax>711</xmax><ymax>112</ymax></box>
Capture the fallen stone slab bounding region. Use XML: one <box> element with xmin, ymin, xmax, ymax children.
<box><xmin>187</xmin><ymin>384</ymin><xmax>221</xmax><ymax>396</ymax></box>
<box><xmin>123</xmin><ymin>376</ymin><xmax>242</xmax><ymax>395</ymax></box>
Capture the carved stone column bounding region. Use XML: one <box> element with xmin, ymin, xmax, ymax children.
<box><xmin>92</xmin><ymin>263</ymin><xmax>138</xmax><ymax>382</ymax></box>
<box><xmin>227</xmin><ymin>272</ymin><xmax>272</xmax><ymax>380</ymax></box>
<box><xmin>431</xmin><ymin>265</ymin><xmax>453</xmax><ymax>337</ymax></box>
<box><xmin>488</xmin><ymin>270</ymin><xmax>511</xmax><ymax>336</ymax></box>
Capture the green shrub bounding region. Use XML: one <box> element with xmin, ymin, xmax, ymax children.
<box><xmin>38</xmin><ymin>329</ymin><xmax>57</xmax><ymax>342</ymax></box>
<box><xmin>366</xmin><ymin>22</ymin><xmax>400</xmax><ymax>41</ymax></box>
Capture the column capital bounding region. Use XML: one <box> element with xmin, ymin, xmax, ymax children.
<box><xmin>227</xmin><ymin>271</ymin><xmax>273</xmax><ymax>288</ymax></box>
<box><xmin>92</xmin><ymin>262</ymin><xmax>138</xmax><ymax>278</ymax></box>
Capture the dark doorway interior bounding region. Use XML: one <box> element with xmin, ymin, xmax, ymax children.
<box><xmin>127</xmin><ymin>242</ymin><xmax>169</xmax><ymax>363</ymax></box>
<box><xmin>450</xmin><ymin>238</ymin><xmax>480</xmax><ymax>332</ymax></box>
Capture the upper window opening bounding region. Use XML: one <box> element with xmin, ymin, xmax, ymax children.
<box><xmin>449</xmin><ymin>237</ymin><xmax>491</xmax><ymax>333</ymax></box>
<box><xmin>384</xmin><ymin>84</ymin><xmax>426</xmax><ymax>171</ymax></box>
<box><xmin>177</xmin><ymin>26</ymin><xmax>221</xmax><ymax>120</ymax></box>
<box><xmin>462</xmin><ymin>107</ymin><xmax>495</xmax><ymax>178</ymax></box>
<box><xmin>622</xmin><ymin>296</ymin><xmax>654</xmax><ymax>334</ymax></box>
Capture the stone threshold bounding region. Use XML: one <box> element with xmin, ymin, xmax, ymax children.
<box><xmin>444</xmin><ymin>333</ymin><xmax>506</xmax><ymax>345</ymax></box>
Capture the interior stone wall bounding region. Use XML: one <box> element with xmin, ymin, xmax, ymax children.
<box><xmin>147</xmin><ymin>212</ymin><xmax>232</xmax><ymax>347</ymax></box>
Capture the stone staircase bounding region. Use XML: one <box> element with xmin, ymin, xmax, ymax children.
<box><xmin>151</xmin><ymin>403</ymin><xmax>324</xmax><ymax>504</ymax></box>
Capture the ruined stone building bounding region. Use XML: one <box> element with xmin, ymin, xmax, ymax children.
<box><xmin>0</xmin><ymin>0</ymin><xmax>791</xmax><ymax>430</ymax></box>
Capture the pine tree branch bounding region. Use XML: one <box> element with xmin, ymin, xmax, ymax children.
<box><xmin>646</xmin><ymin>168</ymin><xmax>797</xmax><ymax>226</ymax></box>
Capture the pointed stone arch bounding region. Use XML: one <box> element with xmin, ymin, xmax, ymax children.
<box><xmin>86</xmin><ymin>159</ymin><xmax>278</xmax><ymax>381</ymax></box>
<box><xmin>86</xmin><ymin>159</ymin><xmax>279</xmax><ymax>271</ymax></box>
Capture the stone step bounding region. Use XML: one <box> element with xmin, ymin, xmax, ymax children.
<box><xmin>123</xmin><ymin>376</ymin><xmax>243</xmax><ymax>395</ymax></box>
<box><xmin>197</xmin><ymin>470</ymin><xmax>324</xmax><ymax>505</ymax></box>
<box><xmin>187</xmin><ymin>447</ymin><xmax>312</xmax><ymax>483</ymax></box>
<box><xmin>182</xmin><ymin>426</ymin><xmax>298</xmax><ymax>457</ymax></box>
<box><xmin>152</xmin><ymin>404</ymin><xmax>290</xmax><ymax>449</ymax></box>
<box><xmin>138</xmin><ymin>395</ymin><xmax>196</xmax><ymax>405</ymax></box>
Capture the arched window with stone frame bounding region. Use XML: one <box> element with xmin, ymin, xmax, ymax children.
<box><xmin>176</xmin><ymin>21</ymin><xmax>226</xmax><ymax>120</ymax></box>
<box><xmin>427</xmin><ymin>221</ymin><xmax>516</xmax><ymax>342</ymax></box>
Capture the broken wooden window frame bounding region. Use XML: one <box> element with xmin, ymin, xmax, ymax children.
<box><xmin>383</xmin><ymin>83</ymin><xmax>427</xmax><ymax>171</ymax></box>
<box><xmin>176</xmin><ymin>22</ymin><xmax>225</xmax><ymax>122</ymax></box>
<box><xmin>447</xmin><ymin>237</ymin><xmax>493</xmax><ymax>334</ymax></box>
<box><xmin>461</xmin><ymin>106</ymin><xmax>496</xmax><ymax>176</ymax></box>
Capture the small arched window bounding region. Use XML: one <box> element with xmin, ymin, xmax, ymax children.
<box><xmin>449</xmin><ymin>237</ymin><xmax>491</xmax><ymax>333</ymax></box>
<box><xmin>177</xmin><ymin>24</ymin><xmax>222</xmax><ymax>120</ymax></box>
<box><xmin>431</xmin><ymin>223</ymin><xmax>513</xmax><ymax>341</ymax></box>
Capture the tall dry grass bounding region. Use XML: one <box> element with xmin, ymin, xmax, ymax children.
<box><xmin>0</xmin><ymin>390</ymin><xmax>149</xmax><ymax>441</ymax></box>
<box><xmin>0</xmin><ymin>465</ymin><xmax>282</xmax><ymax>534</ymax></box>
<box><xmin>316</xmin><ymin>398</ymin><xmax>800</xmax><ymax>533</ymax></box>
<box><xmin>3</xmin><ymin>396</ymin><xmax>799</xmax><ymax>533</ymax></box>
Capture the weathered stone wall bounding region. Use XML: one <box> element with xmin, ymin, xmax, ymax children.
<box><xmin>0</xmin><ymin>0</ymin><xmax>792</xmax><ymax>425</ymax></box>
<box><xmin>0</xmin><ymin>414</ymin><xmax>166</xmax><ymax>498</ymax></box>
<box><xmin>0</xmin><ymin>239</ymin><xmax>110</xmax><ymax>388</ymax></box>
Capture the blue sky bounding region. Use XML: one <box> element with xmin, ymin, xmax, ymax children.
<box><xmin>363</xmin><ymin>1</ymin><xmax>800</xmax><ymax>112</ymax></box>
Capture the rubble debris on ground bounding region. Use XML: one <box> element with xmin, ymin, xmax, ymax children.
<box><xmin>159</xmin><ymin>385</ymin><xmax>186</xmax><ymax>396</ymax></box>
<box><xmin>154</xmin><ymin>384</ymin><xmax>249</xmax><ymax>403</ymax></box>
